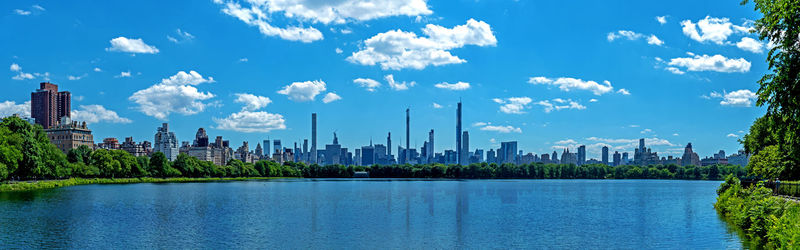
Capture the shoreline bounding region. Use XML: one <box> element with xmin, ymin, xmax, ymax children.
<box><xmin>0</xmin><ymin>177</ymin><xmax>293</xmax><ymax>192</ymax></box>
<box><xmin>1</xmin><ymin>177</ymin><xmax>724</xmax><ymax>192</ymax></box>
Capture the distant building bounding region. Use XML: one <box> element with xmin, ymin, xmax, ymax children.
<box><xmin>728</xmin><ymin>150</ymin><xmax>750</xmax><ymax>167</ymax></box>
<box><xmin>45</xmin><ymin>116</ymin><xmax>93</xmax><ymax>154</ymax></box>
<box><xmin>602</xmin><ymin>146</ymin><xmax>609</xmax><ymax>165</ymax></box>
<box><xmin>498</xmin><ymin>141</ymin><xmax>518</xmax><ymax>164</ymax></box>
<box><xmin>577</xmin><ymin>145</ymin><xmax>586</xmax><ymax>166</ymax></box>
<box><xmin>98</xmin><ymin>137</ymin><xmax>120</xmax><ymax>150</ymax></box>
<box><xmin>612</xmin><ymin>151</ymin><xmax>621</xmax><ymax>166</ymax></box>
<box><xmin>681</xmin><ymin>143</ymin><xmax>700</xmax><ymax>166</ymax></box>
<box><xmin>31</xmin><ymin>82</ymin><xmax>71</xmax><ymax>129</ymax></box>
<box><xmin>154</xmin><ymin>123</ymin><xmax>179</xmax><ymax>161</ymax></box>
<box><xmin>121</xmin><ymin>137</ymin><xmax>151</xmax><ymax>157</ymax></box>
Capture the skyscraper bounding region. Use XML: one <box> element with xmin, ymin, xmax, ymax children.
<box><xmin>456</xmin><ymin>101</ymin><xmax>462</xmax><ymax>165</ymax></box>
<box><xmin>154</xmin><ymin>123</ymin><xmax>179</xmax><ymax>161</ymax></box>
<box><xmin>428</xmin><ymin>129</ymin><xmax>434</xmax><ymax>162</ymax></box>
<box><xmin>406</xmin><ymin>108</ymin><xmax>410</xmax><ymax>163</ymax></box>
<box><xmin>311</xmin><ymin>113</ymin><xmax>317</xmax><ymax>164</ymax></box>
<box><xmin>602</xmin><ymin>146</ymin><xmax>609</xmax><ymax>165</ymax></box>
<box><xmin>577</xmin><ymin>145</ymin><xmax>586</xmax><ymax>166</ymax></box>
<box><xmin>461</xmin><ymin>131</ymin><xmax>469</xmax><ymax>165</ymax></box>
<box><xmin>273</xmin><ymin>140</ymin><xmax>282</xmax><ymax>154</ymax></box>
<box><xmin>31</xmin><ymin>82</ymin><xmax>71</xmax><ymax>129</ymax></box>
<box><xmin>613</xmin><ymin>151</ymin><xmax>621</xmax><ymax>166</ymax></box>
<box><xmin>303</xmin><ymin>139</ymin><xmax>308</xmax><ymax>162</ymax></box>
<box><xmin>387</xmin><ymin>132</ymin><xmax>392</xmax><ymax>160</ymax></box>
<box><xmin>263</xmin><ymin>139</ymin><xmax>270</xmax><ymax>157</ymax></box>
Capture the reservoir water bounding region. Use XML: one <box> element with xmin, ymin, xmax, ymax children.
<box><xmin>0</xmin><ymin>179</ymin><xmax>745</xmax><ymax>249</ymax></box>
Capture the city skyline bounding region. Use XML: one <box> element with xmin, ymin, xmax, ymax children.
<box><xmin>1</xmin><ymin>0</ymin><xmax>765</xmax><ymax>158</ymax></box>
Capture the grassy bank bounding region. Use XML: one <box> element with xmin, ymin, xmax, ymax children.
<box><xmin>715</xmin><ymin>175</ymin><xmax>800</xmax><ymax>248</ymax></box>
<box><xmin>0</xmin><ymin>177</ymin><xmax>290</xmax><ymax>192</ymax></box>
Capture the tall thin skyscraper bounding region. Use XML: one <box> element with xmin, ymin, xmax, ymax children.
<box><xmin>303</xmin><ymin>139</ymin><xmax>308</xmax><ymax>162</ymax></box>
<box><xmin>577</xmin><ymin>145</ymin><xmax>586</xmax><ymax>166</ymax></box>
<box><xmin>456</xmin><ymin>101</ymin><xmax>462</xmax><ymax>165</ymax></box>
<box><xmin>428</xmin><ymin>129</ymin><xmax>434</xmax><ymax>161</ymax></box>
<box><xmin>264</xmin><ymin>139</ymin><xmax>270</xmax><ymax>156</ymax></box>
<box><xmin>387</xmin><ymin>132</ymin><xmax>392</xmax><ymax>157</ymax></box>
<box><xmin>602</xmin><ymin>146</ymin><xmax>609</xmax><ymax>165</ymax></box>
<box><xmin>311</xmin><ymin>113</ymin><xmax>317</xmax><ymax>164</ymax></box>
<box><xmin>405</xmin><ymin>108</ymin><xmax>410</xmax><ymax>162</ymax></box>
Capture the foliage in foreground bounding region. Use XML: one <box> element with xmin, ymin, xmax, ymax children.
<box><xmin>715</xmin><ymin>175</ymin><xmax>800</xmax><ymax>248</ymax></box>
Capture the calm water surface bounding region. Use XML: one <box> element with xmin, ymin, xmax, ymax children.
<box><xmin>0</xmin><ymin>179</ymin><xmax>745</xmax><ymax>249</ymax></box>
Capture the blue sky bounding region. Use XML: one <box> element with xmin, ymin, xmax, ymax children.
<box><xmin>1</xmin><ymin>0</ymin><xmax>767</xmax><ymax>159</ymax></box>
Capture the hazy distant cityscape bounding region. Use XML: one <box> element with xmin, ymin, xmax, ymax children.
<box><xmin>21</xmin><ymin>81</ymin><xmax>750</xmax><ymax>168</ymax></box>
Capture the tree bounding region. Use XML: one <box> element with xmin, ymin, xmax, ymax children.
<box><xmin>742</xmin><ymin>0</ymin><xmax>800</xmax><ymax>179</ymax></box>
<box><xmin>748</xmin><ymin>145</ymin><xmax>787</xmax><ymax>179</ymax></box>
<box><xmin>149</xmin><ymin>152</ymin><xmax>172</xmax><ymax>177</ymax></box>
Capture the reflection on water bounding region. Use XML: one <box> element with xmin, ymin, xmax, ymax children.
<box><xmin>0</xmin><ymin>179</ymin><xmax>745</xmax><ymax>249</ymax></box>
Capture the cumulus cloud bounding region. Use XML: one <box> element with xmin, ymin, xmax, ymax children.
<box><xmin>432</xmin><ymin>102</ymin><xmax>443</xmax><ymax>109</ymax></box>
<box><xmin>656</xmin><ymin>16</ymin><xmax>667</xmax><ymax>25</ymax></box>
<box><xmin>14</xmin><ymin>9</ymin><xmax>31</xmax><ymax>15</ymax></box>
<box><xmin>93</xmin><ymin>67</ymin><xmax>102</xmax><ymax>72</ymax></box>
<box><xmin>727</xmin><ymin>133</ymin><xmax>739</xmax><ymax>138</ymax></box>
<box><xmin>680</xmin><ymin>16</ymin><xmax>751</xmax><ymax>44</ymax></box>
<box><xmin>9</xmin><ymin>63</ymin><xmax>35</xmax><ymax>80</ymax></box>
<box><xmin>347</xmin><ymin>19</ymin><xmax>497</xmax><ymax>70</ymax></box>
<box><xmin>215</xmin><ymin>1</ymin><xmax>323</xmax><ymax>43</ymax></box>
<box><xmin>106</xmin><ymin>37</ymin><xmax>159</xmax><ymax>54</ymax></box>
<box><xmin>385</xmin><ymin>74</ymin><xmax>415</xmax><ymax>91</ymax></box>
<box><xmin>494</xmin><ymin>97</ymin><xmax>532</xmax><ymax>114</ymax></box>
<box><xmin>68</xmin><ymin>74</ymin><xmax>88</xmax><ymax>81</ymax></box>
<box><xmin>528</xmin><ymin>76</ymin><xmax>616</xmax><ymax>95</ymax></box>
<box><xmin>214</xmin><ymin>110</ymin><xmax>286</xmax><ymax>133</ymax></box>
<box><xmin>129</xmin><ymin>71</ymin><xmax>216</xmax><ymax>120</ymax></box>
<box><xmin>235</xmin><ymin>93</ymin><xmax>272</xmax><ymax>111</ymax></box>
<box><xmin>555</xmin><ymin>139</ymin><xmax>578</xmax><ymax>145</ymax></box>
<box><xmin>354</xmin><ymin>78</ymin><xmax>381</xmax><ymax>92</ymax></box>
<box><xmin>71</xmin><ymin>105</ymin><xmax>132</xmax><ymax>124</ymax></box>
<box><xmin>607</xmin><ymin>30</ymin><xmax>664</xmax><ymax>46</ymax></box>
<box><xmin>667</xmin><ymin>53</ymin><xmax>750</xmax><ymax>73</ymax></box>
<box><xmin>277</xmin><ymin>80</ymin><xmax>327</xmax><ymax>101</ymax></box>
<box><xmin>705</xmin><ymin>89</ymin><xmax>757</xmax><ymax>107</ymax></box>
<box><xmin>0</xmin><ymin>100</ymin><xmax>30</xmax><ymax>117</ymax></box>
<box><xmin>665</xmin><ymin>67</ymin><xmax>685</xmax><ymax>75</ymax></box>
<box><xmin>617</xmin><ymin>88</ymin><xmax>631</xmax><ymax>95</ymax></box>
<box><xmin>434</xmin><ymin>81</ymin><xmax>470</xmax><ymax>90</ymax></box>
<box><xmin>322</xmin><ymin>92</ymin><xmax>342</xmax><ymax>103</ymax></box>
<box><xmin>535</xmin><ymin>98</ymin><xmax>586</xmax><ymax>113</ymax></box>
<box><xmin>335</xmin><ymin>48</ymin><xmax>343</xmax><ymax>54</ymax></box>
<box><xmin>736</xmin><ymin>37</ymin><xmax>765</xmax><ymax>53</ymax></box>
<box><xmin>217</xmin><ymin>0</ymin><xmax>430</xmax><ymax>25</ymax></box>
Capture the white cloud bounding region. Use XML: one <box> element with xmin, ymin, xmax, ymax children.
<box><xmin>432</xmin><ymin>102</ymin><xmax>443</xmax><ymax>109</ymax></box>
<box><xmin>647</xmin><ymin>35</ymin><xmax>664</xmax><ymax>46</ymax></box>
<box><xmin>68</xmin><ymin>74</ymin><xmax>87</xmax><ymax>80</ymax></box>
<box><xmin>384</xmin><ymin>74</ymin><xmax>415</xmax><ymax>91</ymax></box>
<box><xmin>214</xmin><ymin>110</ymin><xmax>286</xmax><ymax>133</ymax></box>
<box><xmin>640</xmin><ymin>128</ymin><xmax>653</xmax><ymax>134</ymax></box>
<box><xmin>160</xmin><ymin>70</ymin><xmax>214</xmax><ymax>85</ymax></box>
<box><xmin>607</xmin><ymin>30</ymin><xmax>664</xmax><ymax>46</ymax></box>
<box><xmin>673</xmin><ymin>133</ymin><xmax>679</xmax><ymax>136</ymax></box>
<box><xmin>0</xmin><ymin>100</ymin><xmax>30</xmax><ymax>117</ymax></box>
<box><xmin>472</xmin><ymin>122</ymin><xmax>488</xmax><ymax>127</ymax></box>
<box><xmin>480</xmin><ymin>125</ymin><xmax>522</xmax><ymax>133</ymax></box>
<box><xmin>668</xmin><ymin>53</ymin><xmax>750</xmax><ymax>73</ymax></box>
<box><xmin>9</xmin><ymin>63</ymin><xmax>35</xmax><ymax>80</ymax></box>
<box><xmin>656</xmin><ymin>16</ymin><xmax>667</xmax><ymax>24</ymax></box>
<box><xmin>727</xmin><ymin>133</ymin><xmax>739</xmax><ymax>138</ymax></box>
<box><xmin>105</xmin><ymin>37</ymin><xmax>159</xmax><ymax>54</ymax></box>
<box><xmin>71</xmin><ymin>105</ymin><xmax>132</xmax><ymax>124</ymax></box>
<box><xmin>32</xmin><ymin>5</ymin><xmax>45</xmax><ymax>11</ymax></box>
<box><xmin>589</xmin><ymin>98</ymin><xmax>598</xmax><ymax>102</ymax></box>
<box><xmin>354</xmin><ymin>78</ymin><xmax>381</xmax><ymax>92</ymax></box>
<box><xmin>705</xmin><ymin>89</ymin><xmax>757</xmax><ymax>107</ymax></box>
<box><xmin>235</xmin><ymin>93</ymin><xmax>272</xmax><ymax>111</ymax></box>
<box><xmin>14</xmin><ymin>9</ymin><xmax>31</xmax><ymax>15</ymax></box>
<box><xmin>528</xmin><ymin>76</ymin><xmax>615</xmax><ymax>95</ymax></box>
<box><xmin>115</xmin><ymin>71</ymin><xmax>132</xmax><ymax>78</ymax></box>
<box><xmin>167</xmin><ymin>29</ymin><xmax>195</xmax><ymax>43</ymax></box>
<box><xmin>322</xmin><ymin>92</ymin><xmax>342</xmax><ymax>103</ymax></box>
<box><xmin>535</xmin><ymin>98</ymin><xmax>586</xmax><ymax>113</ymax></box>
<box><xmin>217</xmin><ymin>0</ymin><xmax>430</xmax><ymax>25</ymax></box>
<box><xmin>335</xmin><ymin>48</ymin><xmax>343</xmax><ymax>54</ymax></box>
<box><xmin>736</xmin><ymin>37</ymin><xmax>764</xmax><ymax>53</ymax></box>
<box><xmin>617</xmin><ymin>88</ymin><xmax>631</xmax><ymax>95</ymax></box>
<box><xmin>347</xmin><ymin>19</ymin><xmax>497</xmax><ymax>70</ymax></box>
<box><xmin>277</xmin><ymin>80</ymin><xmax>327</xmax><ymax>101</ymax></box>
<box><xmin>555</xmin><ymin>139</ymin><xmax>577</xmax><ymax>145</ymax></box>
<box><xmin>93</xmin><ymin>67</ymin><xmax>102</xmax><ymax>72</ymax></box>
<box><xmin>129</xmin><ymin>71</ymin><xmax>216</xmax><ymax>120</ymax></box>
<box><xmin>434</xmin><ymin>81</ymin><xmax>470</xmax><ymax>90</ymax></box>
<box><xmin>215</xmin><ymin>1</ymin><xmax>323</xmax><ymax>43</ymax></box>
<box><xmin>665</xmin><ymin>67</ymin><xmax>685</xmax><ymax>75</ymax></box>
<box><xmin>239</xmin><ymin>58</ymin><xmax>249</xmax><ymax>62</ymax></box>
<box><xmin>680</xmin><ymin>16</ymin><xmax>750</xmax><ymax>44</ymax></box>
<box><xmin>495</xmin><ymin>97</ymin><xmax>532</xmax><ymax>114</ymax></box>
